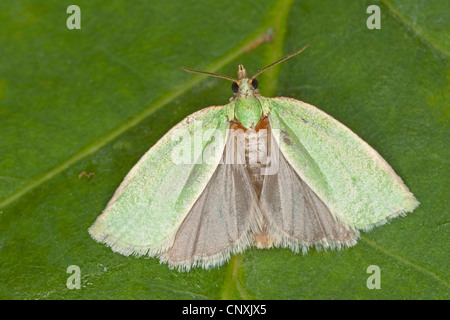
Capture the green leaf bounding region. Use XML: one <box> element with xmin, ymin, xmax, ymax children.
<box><xmin>0</xmin><ymin>0</ymin><xmax>448</xmax><ymax>299</ymax></box>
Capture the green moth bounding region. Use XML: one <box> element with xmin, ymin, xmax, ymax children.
<box><xmin>89</xmin><ymin>47</ymin><xmax>419</xmax><ymax>271</ymax></box>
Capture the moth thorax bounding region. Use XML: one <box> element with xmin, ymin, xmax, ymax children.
<box><xmin>237</xmin><ymin>64</ymin><xmax>248</xmax><ymax>80</ymax></box>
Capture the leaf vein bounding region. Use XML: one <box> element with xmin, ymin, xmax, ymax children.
<box><xmin>0</xmin><ymin>29</ymin><xmax>274</xmax><ymax>210</ymax></box>
<box><xmin>381</xmin><ymin>0</ymin><xmax>450</xmax><ymax>59</ymax></box>
<box><xmin>361</xmin><ymin>235</ymin><xmax>449</xmax><ymax>288</ymax></box>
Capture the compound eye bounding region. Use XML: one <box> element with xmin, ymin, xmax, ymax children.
<box><xmin>231</xmin><ymin>82</ymin><xmax>239</xmax><ymax>93</ymax></box>
<box><xmin>251</xmin><ymin>78</ymin><xmax>258</xmax><ymax>89</ymax></box>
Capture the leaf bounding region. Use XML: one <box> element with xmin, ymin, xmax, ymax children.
<box><xmin>0</xmin><ymin>0</ymin><xmax>448</xmax><ymax>299</ymax></box>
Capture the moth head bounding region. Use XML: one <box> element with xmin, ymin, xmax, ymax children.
<box><xmin>231</xmin><ymin>65</ymin><xmax>259</xmax><ymax>97</ymax></box>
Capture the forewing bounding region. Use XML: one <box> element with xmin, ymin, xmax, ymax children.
<box><xmin>89</xmin><ymin>106</ymin><xmax>229</xmax><ymax>256</ymax></box>
<box><xmin>266</xmin><ymin>97</ymin><xmax>419</xmax><ymax>231</ymax></box>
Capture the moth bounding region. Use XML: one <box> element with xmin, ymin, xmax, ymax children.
<box><xmin>89</xmin><ymin>47</ymin><xmax>419</xmax><ymax>271</ymax></box>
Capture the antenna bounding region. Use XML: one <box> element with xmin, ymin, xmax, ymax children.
<box><xmin>181</xmin><ymin>44</ymin><xmax>309</xmax><ymax>84</ymax></box>
<box><xmin>180</xmin><ymin>66</ymin><xmax>238</xmax><ymax>83</ymax></box>
<box><xmin>249</xmin><ymin>44</ymin><xmax>309</xmax><ymax>81</ymax></box>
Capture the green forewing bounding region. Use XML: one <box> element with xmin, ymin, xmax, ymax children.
<box><xmin>89</xmin><ymin>106</ymin><xmax>230</xmax><ymax>255</ymax></box>
<box><xmin>266</xmin><ymin>97</ymin><xmax>419</xmax><ymax>230</ymax></box>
